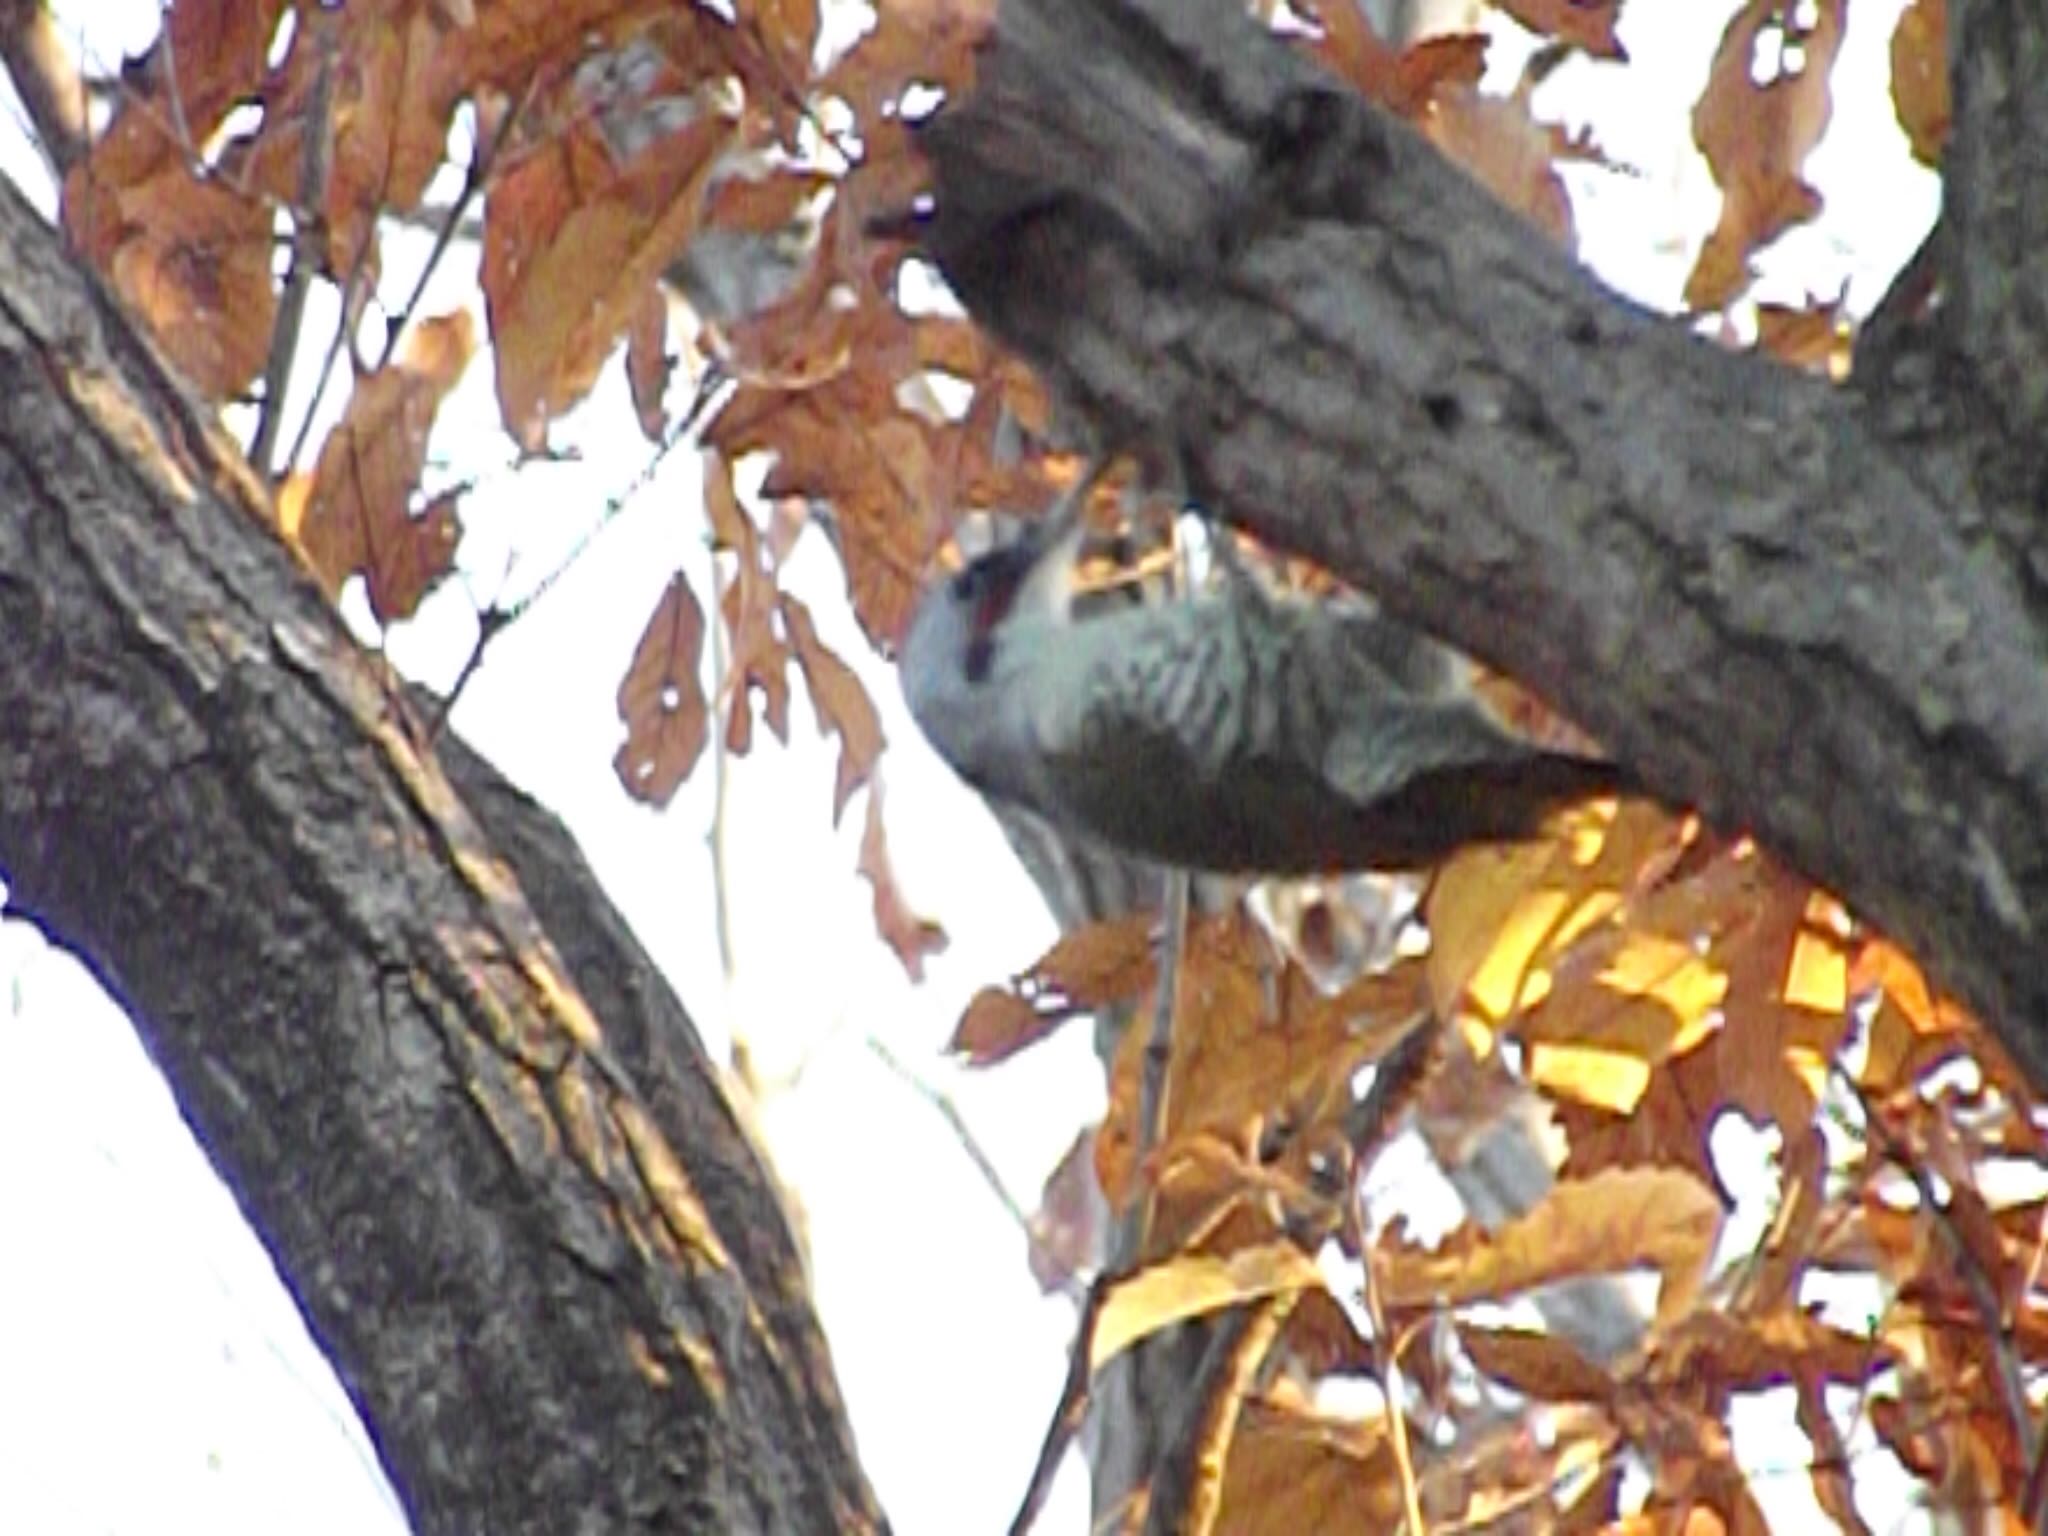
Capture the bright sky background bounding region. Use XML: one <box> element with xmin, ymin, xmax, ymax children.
<box><xmin>0</xmin><ymin>3</ymin><xmax>1937</xmax><ymax>1534</ymax></box>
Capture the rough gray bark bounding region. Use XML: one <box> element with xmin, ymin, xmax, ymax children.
<box><xmin>0</xmin><ymin>175</ymin><xmax>883</xmax><ymax>1536</ymax></box>
<box><xmin>917</xmin><ymin>0</ymin><xmax>2048</xmax><ymax>1090</ymax></box>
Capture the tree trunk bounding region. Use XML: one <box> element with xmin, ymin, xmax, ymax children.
<box><xmin>919</xmin><ymin>0</ymin><xmax>2048</xmax><ymax>1088</ymax></box>
<box><xmin>0</xmin><ymin>176</ymin><xmax>883</xmax><ymax>1536</ymax></box>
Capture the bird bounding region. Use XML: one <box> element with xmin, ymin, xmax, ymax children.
<box><xmin>899</xmin><ymin>502</ymin><xmax>1631</xmax><ymax>876</ymax></box>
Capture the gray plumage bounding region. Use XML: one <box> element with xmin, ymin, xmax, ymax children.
<box><xmin>900</xmin><ymin>533</ymin><xmax>1627</xmax><ymax>875</ymax></box>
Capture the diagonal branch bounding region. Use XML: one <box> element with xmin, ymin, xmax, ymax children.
<box><xmin>914</xmin><ymin>0</ymin><xmax>2048</xmax><ymax>1086</ymax></box>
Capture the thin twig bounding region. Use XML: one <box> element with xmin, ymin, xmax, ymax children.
<box><xmin>1008</xmin><ymin>1277</ymin><xmax>1115</xmax><ymax>1536</ymax></box>
<box><xmin>1132</xmin><ymin>870</ymin><xmax>1186</xmax><ymax>1257</ymax></box>
<box><xmin>153</xmin><ymin>4</ymin><xmax>195</xmax><ymax>165</ymax></box>
<box><xmin>865</xmin><ymin>1035</ymin><xmax>1087</xmax><ymax>1304</ymax></box>
<box><xmin>1129</xmin><ymin>502</ymin><xmax>1195</xmax><ymax>1258</ymax></box>
<box><xmin>506</xmin><ymin>364</ymin><xmax>728</xmax><ymax>627</ymax></box>
<box><xmin>250</xmin><ymin>11</ymin><xmax>339</xmax><ymax>479</ymax></box>
<box><xmin>374</xmin><ymin>74</ymin><xmax>540</xmax><ymax>376</ymax></box>
<box><xmin>1358</xmin><ymin>1177</ymin><xmax>1428</xmax><ymax>1536</ymax></box>
<box><xmin>1837</xmin><ymin>1066</ymin><xmax>2040</xmax><ymax>1519</ymax></box>
<box><xmin>277</xmin><ymin>235</ymin><xmax>372</xmax><ymax>480</ymax></box>
<box><xmin>708</xmin><ymin>518</ymin><xmax>739</xmax><ymax>990</ymax></box>
<box><xmin>427</xmin><ymin>378</ymin><xmax>718</xmax><ymax>736</ymax></box>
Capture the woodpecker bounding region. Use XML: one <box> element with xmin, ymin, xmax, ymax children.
<box><xmin>899</xmin><ymin>515</ymin><xmax>1630</xmax><ymax>875</ymax></box>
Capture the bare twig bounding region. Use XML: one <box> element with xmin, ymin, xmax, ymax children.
<box><xmin>1358</xmin><ymin>1177</ymin><xmax>1428</xmax><ymax>1536</ymax></box>
<box><xmin>1009</xmin><ymin>1278</ymin><xmax>1115</xmax><ymax>1536</ymax></box>
<box><xmin>708</xmin><ymin>516</ymin><xmax>739</xmax><ymax>990</ymax></box>
<box><xmin>865</xmin><ymin>1035</ymin><xmax>1087</xmax><ymax>1304</ymax></box>
<box><xmin>153</xmin><ymin>3</ymin><xmax>195</xmax><ymax>165</ymax></box>
<box><xmin>1837</xmin><ymin>1067</ymin><xmax>2040</xmax><ymax>1519</ymax></box>
<box><xmin>0</xmin><ymin>0</ymin><xmax>90</xmax><ymax>176</ymax></box>
<box><xmin>1127</xmin><ymin>505</ymin><xmax>1195</xmax><ymax>1259</ymax></box>
<box><xmin>427</xmin><ymin>376</ymin><xmax>719</xmax><ymax>735</ymax></box>
<box><xmin>250</xmin><ymin>11</ymin><xmax>339</xmax><ymax>480</ymax></box>
<box><xmin>1131</xmin><ymin>868</ymin><xmax>1186</xmax><ymax>1255</ymax></box>
<box><xmin>374</xmin><ymin>75</ymin><xmax>540</xmax><ymax>376</ymax></box>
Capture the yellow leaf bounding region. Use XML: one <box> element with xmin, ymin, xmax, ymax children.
<box><xmin>1378</xmin><ymin>1167</ymin><xmax>1721</xmax><ymax>1325</ymax></box>
<box><xmin>1091</xmin><ymin>1243</ymin><xmax>1324</xmax><ymax>1371</ymax></box>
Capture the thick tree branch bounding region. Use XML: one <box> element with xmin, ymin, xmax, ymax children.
<box><xmin>0</xmin><ymin>177</ymin><xmax>882</xmax><ymax>1536</ymax></box>
<box><xmin>1941</xmin><ymin>0</ymin><xmax>2048</xmax><ymax>445</ymax></box>
<box><xmin>916</xmin><ymin>0</ymin><xmax>2048</xmax><ymax>1085</ymax></box>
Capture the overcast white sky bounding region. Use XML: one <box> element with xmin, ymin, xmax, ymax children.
<box><xmin>0</xmin><ymin>3</ymin><xmax>1936</xmax><ymax>1533</ymax></box>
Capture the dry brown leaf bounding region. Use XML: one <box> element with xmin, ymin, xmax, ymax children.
<box><xmin>1459</xmin><ymin>1325</ymin><xmax>1614</xmax><ymax>1403</ymax></box>
<box><xmin>1890</xmin><ymin>0</ymin><xmax>1949</xmax><ymax>166</ymax></box>
<box><xmin>613</xmin><ymin>572</ymin><xmax>710</xmax><ymax>806</ymax></box>
<box><xmin>702</xmin><ymin>455</ymin><xmax>794</xmax><ymax>755</ymax></box>
<box><xmin>64</xmin><ymin>0</ymin><xmax>290</xmax><ymax>275</ymax></box>
<box><xmin>625</xmin><ymin>285</ymin><xmax>672</xmax><ymax>442</ymax></box>
<box><xmin>781</xmin><ymin>592</ymin><xmax>884</xmax><ymax>822</ymax></box>
<box><xmin>1026</xmin><ymin>1127</ymin><xmax>1104</xmax><ymax>1293</ymax></box>
<box><xmin>951</xmin><ymin>990</ymin><xmax>1064</xmax><ymax>1067</ymax></box>
<box><xmin>1090</xmin><ymin>1242</ymin><xmax>1324</xmax><ymax>1370</ymax></box>
<box><xmin>950</xmin><ymin>914</ymin><xmax>1156</xmax><ymax>1066</ymax></box>
<box><xmin>1686</xmin><ymin>0</ymin><xmax>1845</xmax><ymax>310</ymax></box>
<box><xmin>1303</xmin><ymin>4</ymin><xmax>1488</xmax><ymax>119</ymax></box>
<box><xmin>288</xmin><ymin>310</ymin><xmax>477</xmax><ymax>620</ymax></box>
<box><xmin>1491</xmin><ymin>0</ymin><xmax>1626</xmax><ymax>59</ymax></box>
<box><xmin>101</xmin><ymin>169</ymin><xmax>277</xmax><ymax>400</ymax></box>
<box><xmin>1213</xmin><ymin>1396</ymin><xmax>1405</xmax><ymax>1536</ymax></box>
<box><xmin>1652</xmin><ymin>1308</ymin><xmax>1888</xmax><ymax>1395</ymax></box>
<box><xmin>1378</xmin><ymin>1166</ymin><xmax>1721</xmax><ymax>1324</ymax></box>
<box><xmin>482</xmin><ymin>80</ymin><xmax>733</xmax><ymax>447</ymax></box>
<box><xmin>1097</xmin><ymin>914</ymin><xmax>1428</xmax><ymax>1208</ymax></box>
<box><xmin>1426</xmin><ymin>84</ymin><xmax>1575</xmax><ymax>247</ymax></box>
<box><xmin>249</xmin><ymin>6</ymin><xmax>464</xmax><ymax>270</ymax></box>
<box><xmin>858</xmin><ymin>787</ymin><xmax>947</xmax><ymax>981</ymax></box>
<box><xmin>1756</xmin><ymin>296</ymin><xmax>1853</xmax><ymax>379</ymax></box>
<box><xmin>822</xmin><ymin>0</ymin><xmax>989</xmax><ymax>120</ymax></box>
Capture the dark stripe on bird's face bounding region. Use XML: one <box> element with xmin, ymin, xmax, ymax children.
<box><xmin>952</xmin><ymin>543</ymin><xmax>1038</xmax><ymax>684</ymax></box>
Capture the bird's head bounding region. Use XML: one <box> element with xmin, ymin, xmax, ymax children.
<box><xmin>899</xmin><ymin>509</ymin><xmax>1088</xmax><ymax>787</ymax></box>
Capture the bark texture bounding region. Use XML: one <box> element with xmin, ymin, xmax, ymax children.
<box><xmin>919</xmin><ymin>0</ymin><xmax>2048</xmax><ymax>1086</ymax></box>
<box><xmin>0</xmin><ymin>176</ymin><xmax>882</xmax><ymax>1536</ymax></box>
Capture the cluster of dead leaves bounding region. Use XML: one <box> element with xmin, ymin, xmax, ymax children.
<box><xmin>959</xmin><ymin>795</ymin><xmax>2046</xmax><ymax>1533</ymax></box>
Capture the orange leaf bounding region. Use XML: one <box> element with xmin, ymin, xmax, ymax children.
<box><xmin>1686</xmin><ymin>0</ymin><xmax>1845</xmax><ymax>309</ymax></box>
<box><xmin>1090</xmin><ymin>1242</ymin><xmax>1325</xmax><ymax>1370</ymax></box>
<box><xmin>483</xmin><ymin>85</ymin><xmax>732</xmax><ymax>447</ymax></box>
<box><xmin>1491</xmin><ymin>0</ymin><xmax>1626</xmax><ymax>59</ymax></box>
<box><xmin>781</xmin><ymin>593</ymin><xmax>885</xmax><ymax>823</ymax></box>
<box><xmin>1425</xmin><ymin>84</ymin><xmax>1575</xmax><ymax>247</ymax></box>
<box><xmin>625</xmin><ymin>285</ymin><xmax>673</xmax><ymax>443</ymax></box>
<box><xmin>103</xmin><ymin>170</ymin><xmax>277</xmax><ymax>399</ymax></box>
<box><xmin>1214</xmin><ymin>1397</ymin><xmax>1404</xmax><ymax>1536</ymax></box>
<box><xmin>1458</xmin><ymin>1325</ymin><xmax>1614</xmax><ymax>1402</ymax></box>
<box><xmin>1378</xmin><ymin>1166</ymin><xmax>1721</xmax><ymax>1324</ymax></box>
<box><xmin>1890</xmin><ymin>0</ymin><xmax>1949</xmax><ymax>166</ymax></box>
<box><xmin>290</xmin><ymin>311</ymin><xmax>477</xmax><ymax>620</ymax></box>
<box><xmin>613</xmin><ymin>572</ymin><xmax>710</xmax><ymax>806</ymax></box>
<box><xmin>950</xmin><ymin>915</ymin><xmax>1156</xmax><ymax>1065</ymax></box>
<box><xmin>859</xmin><ymin>787</ymin><xmax>947</xmax><ymax>981</ymax></box>
<box><xmin>1098</xmin><ymin>916</ymin><xmax>1428</xmax><ymax>1208</ymax></box>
